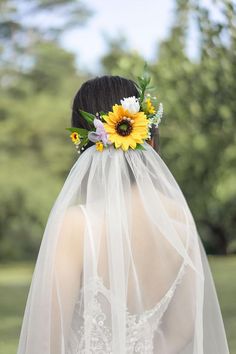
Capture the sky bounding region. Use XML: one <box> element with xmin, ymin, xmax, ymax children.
<box><xmin>60</xmin><ymin>0</ymin><xmax>223</xmax><ymax>73</ymax></box>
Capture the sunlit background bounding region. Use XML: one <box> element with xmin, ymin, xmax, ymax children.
<box><xmin>0</xmin><ymin>0</ymin><xmax>236</xmax><ymax>353</ymax></box>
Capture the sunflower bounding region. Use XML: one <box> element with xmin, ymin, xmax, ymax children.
<box><xmin>96</xmin><ymin>141</ymin><xmax>104</xmax><ymax>152</ymax></box>
<box><xmin>103</xmin><ymin>104</ymin><xmax>149</xmax><ymax>151</ymax></box>
<box><xmin>70</xmin><ymin>132</ymin><xmax>80</xmax><ymax>144</ymax></box>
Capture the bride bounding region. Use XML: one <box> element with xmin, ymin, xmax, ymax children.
<box><xmin>17</xmin><ymin>74</ymin><xmax>229</xmax><ymax>353</ymax></box>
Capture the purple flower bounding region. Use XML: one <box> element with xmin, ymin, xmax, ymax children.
<box><xmin>88</xmin><ymin>118</ymin><xmax>109</xmax><ymax>145</ymax></box>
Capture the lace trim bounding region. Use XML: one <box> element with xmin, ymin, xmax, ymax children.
<box><xmin>67</xmin><ymin>264</ymin><xmax>186</xmax><ymax>353</ymax></box>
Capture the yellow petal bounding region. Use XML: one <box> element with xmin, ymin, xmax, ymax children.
<box><xmin>129</xmin><ymin>139</ymin><xmax>137</xmax><ymax>149</ymax></box>
<box><xmin>104</xmin><ymin>124</ymin><xmax>115</xmax><ymax>134</ymax></box>
<box><xmin>114</xmin><ymin>139</ymin><xmax>122</xmax><ymax>148</ymax></box>
<box><xmin>121</xmin><ymin>139</ymin><xmax>130</xmax><ymax>151</ymax></box>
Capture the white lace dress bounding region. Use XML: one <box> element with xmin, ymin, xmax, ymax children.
<box><xmin>66</xmin><ymin>262</ymin><xmax>186</xmax><ymax>354</ymax></box>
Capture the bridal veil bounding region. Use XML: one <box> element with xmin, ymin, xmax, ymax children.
<box><xmin>17</xmin><ymin>142</ymin><xmax>229</xmax><ymax>354</ymax></box>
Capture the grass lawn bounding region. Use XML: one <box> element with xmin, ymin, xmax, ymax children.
<box><xmin>208</xmin><ymin>256</ymin><xmax>236</xmax><ymax>353</ymax></box>
<box><xmin>0</xmin><ymin>257</ymin><xmax>235</xmax><ymax>354</ymax></box>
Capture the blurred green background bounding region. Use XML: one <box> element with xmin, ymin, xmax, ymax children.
<box><xmin>0</xmin><ymin>0</ymin><xmax>235</xmax><ymax>353</ymax></box>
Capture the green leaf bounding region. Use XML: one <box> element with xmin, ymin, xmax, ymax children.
<box><xmin>79</xmin><ymin>137</ymin><xmax>89</xmax><ymax>148</ymax></box>
<box><xmin>135</xmin><ymin>143</ymin><xmax>146</xmax><ymax>150</ymax></box>
<box><xmin>134</xmin><ymin>64</ymin><xmax>153</xmax><ymax>106</ymax></box>
<box><xmin>79</xmin><ymin>109</ymin><xmax>95</xmax><ymax>126</ymax></box>
<box><xmin>65</xmin><ymin>127</ymin><xmax>88</xmax><ymax>136</ymax></box>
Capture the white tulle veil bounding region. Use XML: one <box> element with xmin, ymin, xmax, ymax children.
<box><xmin>17</xmin><ymin>142</ymin><xmax>229</xmax><ymax>354</ymax></box>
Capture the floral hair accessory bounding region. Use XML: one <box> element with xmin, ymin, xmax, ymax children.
<box><xmin>66</xmin><ymin>72</ymin><xmax>163</xmax><ymax>153</ymax></box>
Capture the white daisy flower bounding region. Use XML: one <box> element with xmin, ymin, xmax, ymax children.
<box><xmin>120</xmin><ymin>96</ymin><xmax>140</xmax><ymax>114</ymax></box>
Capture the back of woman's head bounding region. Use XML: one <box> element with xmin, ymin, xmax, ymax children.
<box><xmin>71</xmin><ymin>75</ymin><xmax>159</xmax><ymax>152</ymax></box>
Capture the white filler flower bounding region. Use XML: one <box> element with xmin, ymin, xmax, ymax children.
<box><xmin>120</xmin><ymin>96</ymin><xmax>140</xmax><ymax>114</ymax></box>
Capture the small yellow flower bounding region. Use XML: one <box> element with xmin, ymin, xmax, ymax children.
<box><xmin>96</xmin><ymin>141</ymin><xmax>104</xmax><ymax>152</ymax></box>
<box><xmin>145</xmin><ymin>97</ymin><xmax>156</xmax><ymax>114</ymax></box>
<box><xmin>70</xmin><ymin>132</ymin><xmax>80</xmax><ymax>144</ymax></box>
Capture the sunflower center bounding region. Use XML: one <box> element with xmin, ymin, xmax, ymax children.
<box><xmin>116</xmin><ymin>117</ymin><xmax>133</xmax><ymax>136</ymax></box>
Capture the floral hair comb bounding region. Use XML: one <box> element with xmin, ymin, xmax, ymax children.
<box><xmin>66</xmin><ymin>72</ymin><xmax>163</xmax><ymax>153</ymax></box>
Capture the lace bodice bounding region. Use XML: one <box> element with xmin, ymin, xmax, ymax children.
<box><xmin>66</xmin><ymin>264</ymin><xmax>186</xmax><ymax>354</ymax></box>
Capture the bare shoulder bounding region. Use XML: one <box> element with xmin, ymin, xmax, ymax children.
<box><xmin>59</xmin><ymin>205</ymin><xmax>85</xmax><ymax>248</ymax></box>
<box><xmin>56</xmin><ymin>205</ymin><xmax>85</xmax><ymax>272</ymax></box>
<box><xmin>63</xmin><ymin>205</ymin><xmax>85</xmax><ymax>226</ymax></box>
<box><xmin>158</xmin><ymin>192</ymin><xmax>186</xmax><ymax>222</ymax></box>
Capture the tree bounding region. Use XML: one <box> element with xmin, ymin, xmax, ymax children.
<box><xmin>101</xmin><ymin>0</ymin><xmax>236</xmax><ymax>254</ymax></box>
<box><xmin>0</xmin><ymin>0</ymin><xmax>92</xmax><ymax>260</ymax></box>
